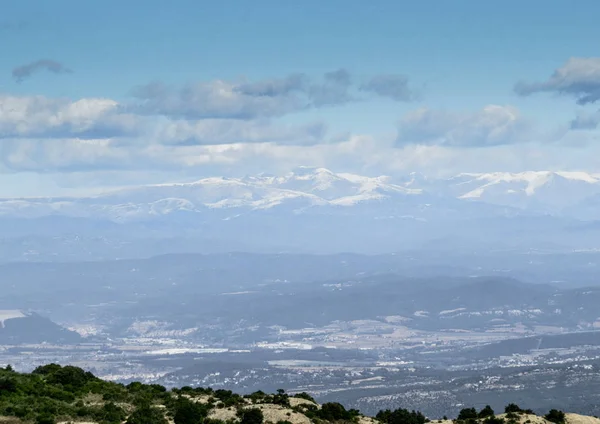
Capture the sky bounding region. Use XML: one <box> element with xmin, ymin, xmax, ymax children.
<box><xmin>2</xmin><ymin>0</ymin><xmax>600</xmax><ymax>196</ymax></box>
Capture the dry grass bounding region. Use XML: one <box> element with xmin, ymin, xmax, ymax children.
<box><xmin>289</xmin><ymin>397</ymin><xmax>319</xmax><ymax>409</ymax></box>
<box><xmin>208</xmin><ymin>406</ymin><xmax>239</xmax><ymax>422</ymax></box>
<box><xmin>0</xmin><ymin>418</ymin><xmax>23</xmax><ymax>424</ymax></box>
<box><xmin>181</xmin><ymin>394</ymin><xmax>212</xmax><ymax>404</ymax></box>
<box><xmin>497</xmin><ymin>413</ymin><xmax>553</xmax><ymax>424</ymax></box>
<box><xmin>252</xmin><ymin>404</ymin><xmax>311</xmax><ymax>424</ymax></box>
<box><xmin>566</xmin><ymin>414</ymin><xmax>600</xmax><ymax>424</ymax></box>
<box><xmin>358</xmin><ymin>416</ymin><xmax>380</xmax><ymax>424</ymax></box>
<box><xmin>81</xmin><ymin>393</ymin><xmax>104</xmax><ymax>406</ymax></box>
<box><xmin>57</xmin><ymin>421</ymin><xmax>100</xmax><ymax>424</ymax></box>
<box><xmin>208</xmin><ymin>403</ymin><xmax>312</xmax><ymax>424</ymax></box>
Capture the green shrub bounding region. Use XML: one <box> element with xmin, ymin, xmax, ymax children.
<box><xmin>376</xmin><ymin>408</ymin><xmax>426</xmax><ymax>424</ymax></box>
<box><xmin>456</xmin><ymin>408</ymin><xmax>478</xmax><ymax>421</ymax></box>
<box><xmin>238</xmin><ymin>408</ymin><xmax>264</xmax><ymax>424</ymax></box>
<box><xmin>173</xmin><ymin>398</ymin><xmax>209</xmax><ymax>424</ymax></box>
<box><xmin>46</xmin><ymin>366</ymin><xmax>97</xmax><ymax>391</ymax></box>
<box><xmin>479</xmin><ymin>406</ymin><xmax>495</xmax><ymax>419</ymax></box>
<box><xmin>272</xmin><ymin>391</ymin><xmax>290</xmax><ymax>407</ymax></box>
<box><xmin>294</xmin><ymin>392</ymin><xmax>316</xmax><ymax>403</ymax></box>
<box><xmin>35</xmin><ymin>414</ymin><xmax>56</xmax><ymax>424</ymax></box>
<box><xmin>0</xmin><ymin>376</ymin><xmax>18</xmax><ymax>393</ymax></box>
<box><xmin>100</xmin><ymin>402</ymin><xmax>127</xmax><ymax>424</ymax></box>
<box><xmin>33</xmin><ymin>364</ymin><xmax>62</xmax><ymax>376</ymax></box>
<box><xmin>504</xmin><ymin>404</ymin><xmax>521</xmax><ymax>414</ymax></box>
<box><xmin>545</xmin><ymin>410</ymin><xmax>566</xmax><ymax>424</ymax></box>
<box><xmin>319</xmin><ymin>402</ymin><xmax>352</xmax><ymax>421</ymax></box>
<box><xmin>126</xmin><ymin>405</ymin><xmax>168</xmax><ymax>424</ymax></box>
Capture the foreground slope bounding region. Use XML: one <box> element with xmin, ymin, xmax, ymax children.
<box><xmin>0</xmin><ymin>364</ymin><xmax>598</xmax><ymax>424</ymax></box>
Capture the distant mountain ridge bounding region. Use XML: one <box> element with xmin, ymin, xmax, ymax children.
<box><xmin>0</xmin><ymin>310</ymin><xmax>82</xmax><ymax>344</ymax></box>
<box><xmin>1</xmin><ymin>168</ymin><xmax>600</xmax><ymax>222</ymax></box>
<box><xmin>1</xmin><ymin>168</ymin><xmax>600</xmax><ymax>257</ymax></box>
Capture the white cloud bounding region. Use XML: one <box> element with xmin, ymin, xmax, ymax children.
<box><xmin>396</xmin><ymin>105</ymin><xmax>532</xmax><ymax>147</ymax></box>
<box><xmin>147</xmin><ymin>118</ymin><xmax>327</xmax><ymax>146</ymax></box>
<box><xmin>515</xmin><ymin>57</ymin><xmax>600</xmax><ymax>104</ymax></box>
<box><xmin>0</xmin><ymin>94</ymin><xmax>137</xmax><ymax>138</ymax></box>
<box><xmin>0</xmin><ymin>93</ymin><xmax>330</xmax><ymax>148</ymax></box>
<box><xmin>129</xmin><ymin>69</ymin><xmax>412</xmax><ymax>120</ymax></box>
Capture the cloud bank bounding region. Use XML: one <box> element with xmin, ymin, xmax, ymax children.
<box><xmin>396</xmin><ymin>105</ymin><xmax>531</xmax><ymax>147</ymax></box>
<box><xmin>0</xmin><ymin>65</ymin><xmax>597</xmax><ymax>180</ymax></box>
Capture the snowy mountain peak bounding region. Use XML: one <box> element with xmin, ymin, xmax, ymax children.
<box><xmin>448</xmin><ymin>171</ymin><xmax>600</xmax><ymax>211</ymax></box>
<box><xmin>0</xmin><ymin>168</ymin><xmax>599</xmax><ymax>222</ymax></box>
<box><xmin>454</xmin><ymin>171</ymin><xmax>600</xmax><ymax>185</ymax></box>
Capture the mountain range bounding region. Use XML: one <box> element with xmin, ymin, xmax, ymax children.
<box><xmin>1</xmin><ymin>167</ymin><xmax>600</xmax><ymax>257</ymax></box>
<box><xmin>3</xmin><ymin>167</ymin><xmax>600</xmax><ymax>221</ymax></box>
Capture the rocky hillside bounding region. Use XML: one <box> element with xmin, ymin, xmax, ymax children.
<box><xmin>0</xmin><ymin>364</ymin><xmax>598</xmax><ymax>424</ymax></box>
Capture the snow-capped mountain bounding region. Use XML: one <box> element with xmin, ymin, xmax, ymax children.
<box><xmin>446</xmin><ymin>171</ymin><xmax>600</xmax><ymax>212</ymax></box>
<box><xmin>0</xmin><ymin>168</ymin><xmax>427</xmax><ymax>222</ymax></box>
<box><xmin>1</xmin><ymin>168</ymin><xmax>599</xmax><ymax>222</ymax></box>
<box><xmin>1</xmin><ymin>168</ymin><xmax>600</xmax><ymax>257</ymax></box>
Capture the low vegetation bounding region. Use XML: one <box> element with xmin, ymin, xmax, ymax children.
<box><xmin>0</xmin><ymin>364</ymin><xmax>583</xmax><ymax>424</ymax></box>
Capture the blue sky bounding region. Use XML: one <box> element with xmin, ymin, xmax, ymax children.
<box><xmin>2</xmin><ymin>0</ymin><xmax>600</xmax><ymax>196</ymax></box>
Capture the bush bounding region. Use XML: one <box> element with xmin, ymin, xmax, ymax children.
<box><xmin>545</xmin><ymin>410</ymin><xmax>566</xmax><ymax>424</ymax></box>
<box><xmin>479</xmin><ymin>406</ymin><xmax>495</xmax><ymax>419</ymax></box>
<box><xmin>238</xmin><ymin>408</ymin><xmax>264</xmax><ymax>424</ymax></box>
<box><xmin>506</xmin><ymin>412</ymin><xmax>519</xmax><ymax>420</ymax></box>
<box><xmin>0</xmin><ymin>376</ymin><xmax>18</xmax><ymax>393</ymax></box>
<box><xmin>41</xmin><ymin>385</ymin><xmax>76</xmax><ymax>403</ymax></box>
<box><xmin>504</xmin><ymin>404</ymin><xmax>521</xmax><ymax>414</ymax></box>
<box><xmin>457</xmin><ymin>408</ymin><xmax>478</xmax><ymax>421</ymax></box>
<box><xmin>101</xmin><ymin>402</ymin><xmax>127</xmax><ymax>424</ymax></box>
<box><xmin>36</xmin><ymin>414</ymin><xmax>56</xmax><ymax>424</ymax></box>
<box><xmin>47</xmin><ymin>366</ymin><xmax>97</xmax><ymax>391</ymax></box>
<box><xmin>272</xmin><ymin>391</ymin><xmax>290</xmax><ymax>407</ymax></box>
<box><xmin>319</xmin><ymin>402</ymin><xmax>352</xmax><ymax>421</ymax></box>
<box><xmin>376</xmin><ymin>408</ymin><xmax>426</xmax><ymax>424</ymax></box>
<box><xmin>294</xmin><ymin>392</ymin><xmax>316</xmax><ymax>403</ymax></box>
<box><xmin>247</xmin><ymin>391</ymin><xmax>267</xmax><ymax>403</ymax></box>
<box><xmin>33</xmin><ymin>364</ymin><xmax>62</xmax><ymax>376</ymax></box>
<box><xmin>214</xmin><ymin>389</ymin><xmax>234</xmax><ymax>401</ymax></box>
<box><xmin>173</xmin><ymin>398</ymin><xmax>209</xmax><ymax>424</ymax></box>
<box><xmin>126</xmin><ymin>405</ymin><xmax>168</xmax><ymax>424</ymax></box>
